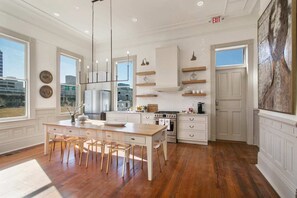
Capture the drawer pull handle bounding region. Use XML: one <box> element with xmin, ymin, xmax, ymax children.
<box><xmin>107</xmin><ymin>135</ymin><xmax>111</xmax><ymax>137</ymax></box>
<box><xmin>189</xmin><ymin>125</ymin><xmax>194</xmax><ymax>128</ymax></box>
<box><xmin>189</xmin><ymin>134</ymin><xmax>194</xmax><ymax>137</ymax></box>
<box><xmin>69</xmin><ymin>130</ymin><xmax>72</xmax><ymax>132</ymax></box>
<box><xmin>53</xmin><ymin>128</ymin><xmax>56</xmax><ymax>131</ymax></box>
<box><xmin>131</xmin><ymin>138</ymin><xmax>135</xmax><ymax>140</ymax></box>
<box><xmin>146</xmin><ymin>117</ymin><xmax>150</xmax><ymax>119</ymax></box>
<box><xmin>189</xmin><ymin>118</ymin><xmax>194</xmax><ymax>121</ymax></box>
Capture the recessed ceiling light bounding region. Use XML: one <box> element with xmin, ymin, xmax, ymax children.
<box><xmin>53</xmin><ymin>12</ymin><xmax>60</xmax><ymax>17</ymax></box>
<box><xmin>131</xmin><ymin>18</ymin><xmax>138</xmax><ymax>22</ymax></box>
<box><xmin>197</xmin><ymin>1</ymin><xmax>204</xmax><ymax>7</ymax></box>
<box><xmin>84</xmin><ymin>30</ymin><xmax>90</xmax><ymax>34</ymax></box>
<box><xmin>75</xmin><ymin>6</ymin><xmax>80</xmax><ymax>10</ymax></box>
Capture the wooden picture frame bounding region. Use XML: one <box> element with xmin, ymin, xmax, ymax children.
<box><xmin>258</xmin><ymin>0</ymin><xmax>296</xmax><ymax>114</ymax></box>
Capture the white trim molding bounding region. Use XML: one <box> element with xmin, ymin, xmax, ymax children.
<box><xmin>257</xmin><ymin>110</ymin><xmax>297</xmax><ymax>198</ymax></box>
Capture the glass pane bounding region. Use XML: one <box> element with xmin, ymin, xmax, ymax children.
<box><xmin>0</xmin><ymin>79</ymin><xmax>26</xmax><ymax>118</ymax></box>
<box><xmin>216</xmin><ymin>48</ymin><xmax>244</xmax><ymax>67</ymax></box>
<box><xmin>0</xmin><ymin>37</ymin><xmax>27</xmax><ymax>119</ymax></box>
<box><xmin>117</xmin><ymin>61</ymin><xmax>133</xmax><ymax>111</ymax></box>
<box><xmin>0</xmin><ymin>38</ymin><xmax>25</xmax><ymax>79</ymax></box>
<box><xmin>60</xmin><ymin>55</ymin><xmax>77</xmax><ymax>113</ymax></box>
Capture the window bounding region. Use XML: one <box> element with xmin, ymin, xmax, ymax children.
<box><xmin>58</xmin><ymin>49</ymin><xmax>82</xmax><ymax>114</ymax></box>
<box><xmin>114</xmin><ymin>58</ymin><xmax>134</xmax><ymax>111</ymax></box>
<box><xmin>0</xmin><ymin>35</ymin><xmax>28</xmax><ymax>120</ymax></box>
<box><xmin>215</xmin><ymin>46</ymin><xmax>246</xmax><ymax>67</ymax></box>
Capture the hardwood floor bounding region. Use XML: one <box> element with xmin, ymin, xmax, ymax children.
<box><xmin>0</xmin><ymin>141</ymin><xmax>279</xmax><ymax>198</ymax></box>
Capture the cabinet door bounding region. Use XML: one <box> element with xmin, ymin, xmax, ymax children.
<box><xmin>106</xmin><ymin>113</ymin><xmax>127</xmax><ymax>122</ymax></box>
<box><xmin>141</xmin><ymin>113</ymin><xmax>155</xmax><ymax>124</ymax></box>
<box><xmin>127</xmin><ymin>114</ymin><xmax>141</xmax><ymax>123</ymax></box>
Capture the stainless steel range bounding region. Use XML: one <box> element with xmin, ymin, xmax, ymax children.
<box><xmin>154</xmin><ymin>111</ymin><xmax>179</xmax><ymax>143</ymax></box>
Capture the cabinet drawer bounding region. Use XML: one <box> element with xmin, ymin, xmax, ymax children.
<box><xmin>64</xmin><ymin>127</ymin><xmax>80</xmax><ymax>136</ymax></box>
<box><xmin>47</xmin><ymin>126</ymin><xmax>65</xmax><ymax>134</ymax></box>
<box><xmin>125</xmin><ymin>135</ymin><xmax>146</xmax><ymax>145</ymax></box>
<box><xmin>178</xmin><ymin>116</ymin><xmax>207</xmax><ymax>122</ymax></box>
<box><xmin>178</xmin><ymin>122</ymin><xmax>207</xmax><ymax>131</ymax></box>
<box><xmin>84</xmin><ymin>129</ymin><xmax>97</xmax><ymax>139</ymax></box>
<box><xmin>178</xmin><ymin>131</ymin><xmax>206</xmax><ymax>141</ymax></box>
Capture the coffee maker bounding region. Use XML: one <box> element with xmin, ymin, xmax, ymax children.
<box><xmin>197</xmin><ymin>102</ymin><xmax>205</xmax><ymax>114</ymax></box>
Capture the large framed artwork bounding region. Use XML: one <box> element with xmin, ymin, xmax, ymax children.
<box><xmin>258</xmin><ymin>0</ymin><xmax>296</xmax><ymax>114</ymax></box>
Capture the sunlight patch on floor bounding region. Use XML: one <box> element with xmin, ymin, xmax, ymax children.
<box><xmin>0</xmin><ymin>159</ymin><xmax>62</xmax><ymax>198</ymax></box>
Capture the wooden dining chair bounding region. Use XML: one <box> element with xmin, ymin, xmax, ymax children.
<box><xmin>140</xmin><ymin>130</ymin><xmax>167</xmax><ymax>172</ymax></box>
<box><xmin>48</xmin><ymin>134</ymin><xmax>67</xmax><ymax>163</ymax></box>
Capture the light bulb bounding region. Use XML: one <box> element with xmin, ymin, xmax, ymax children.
<box><xmin>96</xmin><ymin>60</ymin><xmax>99</xmax><ymax>63</ymax></box>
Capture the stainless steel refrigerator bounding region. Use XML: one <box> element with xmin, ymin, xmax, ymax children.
<box><xmin>84</xmin><ymin>90</ymin><xmax>111</xmax><ymax>120</ymax></box>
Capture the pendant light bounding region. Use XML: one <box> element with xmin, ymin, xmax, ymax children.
<box><xmin>79</xmin><ymin>0</ymin><xmax>130</xmax><ymax>84</ymax></box>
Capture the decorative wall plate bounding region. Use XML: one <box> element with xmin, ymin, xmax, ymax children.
<box><xmin>39</xmin><ymin>70</ymin><xmax>53</xmax><ymax>84</ymax></box>
<box><xmin>39</xmin><ymin>85</ymin><xmax>53</xmax><ymax>98</ymax></box>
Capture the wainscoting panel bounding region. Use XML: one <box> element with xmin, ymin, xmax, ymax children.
<box><xmin>0</xmin><ymin>108</ymin><xmax>58</xmax><ymax>155</ymax></box>
<box><xmin>257</xmin><ymin>111</ymin><xmax>297</xmax><ymax>198</ymax></box>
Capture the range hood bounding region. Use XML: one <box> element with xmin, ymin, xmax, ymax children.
<box><xmin>154</xmin><ymin>46</ymin><xmax>182</xmax><ymax>92</ymax></box>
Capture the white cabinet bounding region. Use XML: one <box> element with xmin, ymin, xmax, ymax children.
<box><xmin>106</xmin><ymin>112</ymin><xmax>141</xmax><ymax>124</ymax></box>
<box><xmin>177</xmin><ymin>114</ymin><xmax>208</xmax><ymax>145</ymax></box>
<box><xmin>141</xmin><ymin>113</ymin><xmax>155</xmax><ymax>124</ymax></box>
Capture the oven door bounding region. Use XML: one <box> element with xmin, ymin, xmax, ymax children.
<box><xmin>155</xmin><ymin>118</ymin><xmax>176</xmax><ymax>135</ymax></box>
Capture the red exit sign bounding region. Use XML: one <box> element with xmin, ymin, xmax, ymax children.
<box><xmin>212</xmin><ymin>16</ymin><xmax>221</xmax><ymax>23</ymax></box>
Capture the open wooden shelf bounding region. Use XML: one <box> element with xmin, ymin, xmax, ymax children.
<box><xmin>136</xmin><ymin>94</ymin><xmax>158</xmax><ymax>98</ymax></box>
<box><xmin>136</xmin><ymin>83</ymin><xmax>156</xmax><ymax>87</ymax></box>
<box><xmin>182</xmin><ymin>93</ymin><xmax>207</xmax><ymax>97</ymax></box>
<box><xmin>182</xmin><ymin>80</ymin><xmax>206</xmax><ymax>84</ymax></box>
<box><xmin>136</xmin><ymin>71</ymin><xmax>156</xmax><ymax>76</ymax></box>
<box><xmin>182</xmin><ymin>66</ymin><xmax>207</xmax><ymax>72</ymax></box>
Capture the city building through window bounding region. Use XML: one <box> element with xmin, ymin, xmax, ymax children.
<box><xmin>0</xmin><ymin>35</ymin><xmax>28</xmax><ymax>119</ymax></box>
<box><xmin>59</xmin><ymin>52</ymin><xmax>80</xmax><ymax>113</ymax></box>
<box><xmin>115</xmin><ymin>60</ymin><xmax>134</xmax><ymax>111</ymax></box>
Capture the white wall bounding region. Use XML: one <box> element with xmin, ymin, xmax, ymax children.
<box><xmin>0</xmin><ymin>1</ymin><xmax>90</xmax><ymax>153</ymax></box>
<box><xmin>92</xmin><ymin>15</ymin><xmax>258</xmax><ymax>141</ymax></box>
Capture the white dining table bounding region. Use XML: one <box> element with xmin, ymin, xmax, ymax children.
<box><xmin>43</xmin><ymin>119</ymin><xmax>167</xmax><ymax>181</ymax></box>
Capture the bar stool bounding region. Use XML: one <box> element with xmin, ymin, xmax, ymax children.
<box><xmin>66</xmin><ymin>137</ymin><xmax>86</xmax><ymax>164</ymax></box>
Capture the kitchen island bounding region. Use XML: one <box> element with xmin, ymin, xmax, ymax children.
<box><xmin>43</xmin><ymin>119</ymin><xmax>167</xmax><ymax>181</ymax></box>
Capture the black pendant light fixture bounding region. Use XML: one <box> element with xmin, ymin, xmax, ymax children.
<box><xmin>79</xmin><ymin>0</ymin><xmax>130</xmax><ymax>84</ymax></box>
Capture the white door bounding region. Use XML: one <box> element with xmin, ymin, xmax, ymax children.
<box><xmin>216</xmin><ymin>68</ymin><xmax>247</xmax><ymax>141</ymax></box>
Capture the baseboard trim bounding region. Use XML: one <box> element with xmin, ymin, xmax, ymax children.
<box><xmin>257</xmin><ymin>152</ymin><xmax>297</xmax><ymax>198</ymax></box>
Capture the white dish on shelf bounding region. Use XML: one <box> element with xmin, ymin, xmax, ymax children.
<box><xmin>104</xmin><ymin>121</ymin><xmax>127</xmax><ymax>127</ymax></box>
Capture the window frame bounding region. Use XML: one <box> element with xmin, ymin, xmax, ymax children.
<box><xmin>0</xmin><ymin>28</ymin><xmax>33</xmax><ymax>122</ymax></box>
<box><xmin>215</xmin><ymin>45</ymin><xmax>247</xmax><ymax>68</ymax></box>
<box><xmin>112</xmin><ymin>55</ymin><xmax>136</xmax><ymax>111</ymax></box>
<box><xmin>57</xmin><ymin>48</ymin><xmax>83</xmax><ymax>115</ymax></box>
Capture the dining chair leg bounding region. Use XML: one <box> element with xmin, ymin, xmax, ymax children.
<box><xmin>100</xmin><ymin>145</ymin><xmax>104</xmax><ymax>171</ymax></box>
<box><xmin>106</xmin><ymin>149</ymin><xmax>111</xmax><ymax>174</ymax></box>
<box><xmin>67</xmin><ymin>142</ymin><xmax>72</xmax><ymax>164</ymax></box>
<box><xmin>53</xmin><ymin>135</ymin><xmax>56</xmax><ymax>151</ymax></box>
<box><xmin>141</xmin><ymin>146</ymin><xmax>144</xmax><ymax>169</ymax></box>
<box><xmin>79</xmin><ymin>145</ymin><xmax>83</xmax><ymax>166</ymax></box>
<box><xmin>86</xmin><ymin>144</ymin><xmax>91</xmax><ymax>168</ymax></box>
<box><xmin>49</xmin><ymin>141</ymin><xmax>54</xmax><ymax>162</ymax></box>
<box><xmin>156</xmin><ymin>148</ymin><xmax>162</xmax><ymax>172</ymax></box>
<box><xmin>60</xmin><ymin>142</ymin><xmax>64</xmax><ymax>163</ymax></box>
<box><xmin>91</xmin><ymin>141</ymin><xmax>94</xmax><ymax>161</ymax></box>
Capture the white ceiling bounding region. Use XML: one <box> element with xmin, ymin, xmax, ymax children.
<box><xmin>12</xmin><ymin>0</ymin><xmax>258</xmax><ymax>43</ymax></box>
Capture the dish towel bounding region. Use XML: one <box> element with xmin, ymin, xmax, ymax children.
<box><xmin>164</xmin><ymin>119</ymin><xmax>170</xmax><ymax>130</ymax></box>
<box><xmin>159</xmin><ymin>119</ymin><xmax>165</xmax><ymax>126</ymax></box>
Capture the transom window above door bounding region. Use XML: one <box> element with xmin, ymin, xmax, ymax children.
<box><xmin>215</xmin><ymin>46</ymin><xmax>247</xmax><ymax>67</ymax></box>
